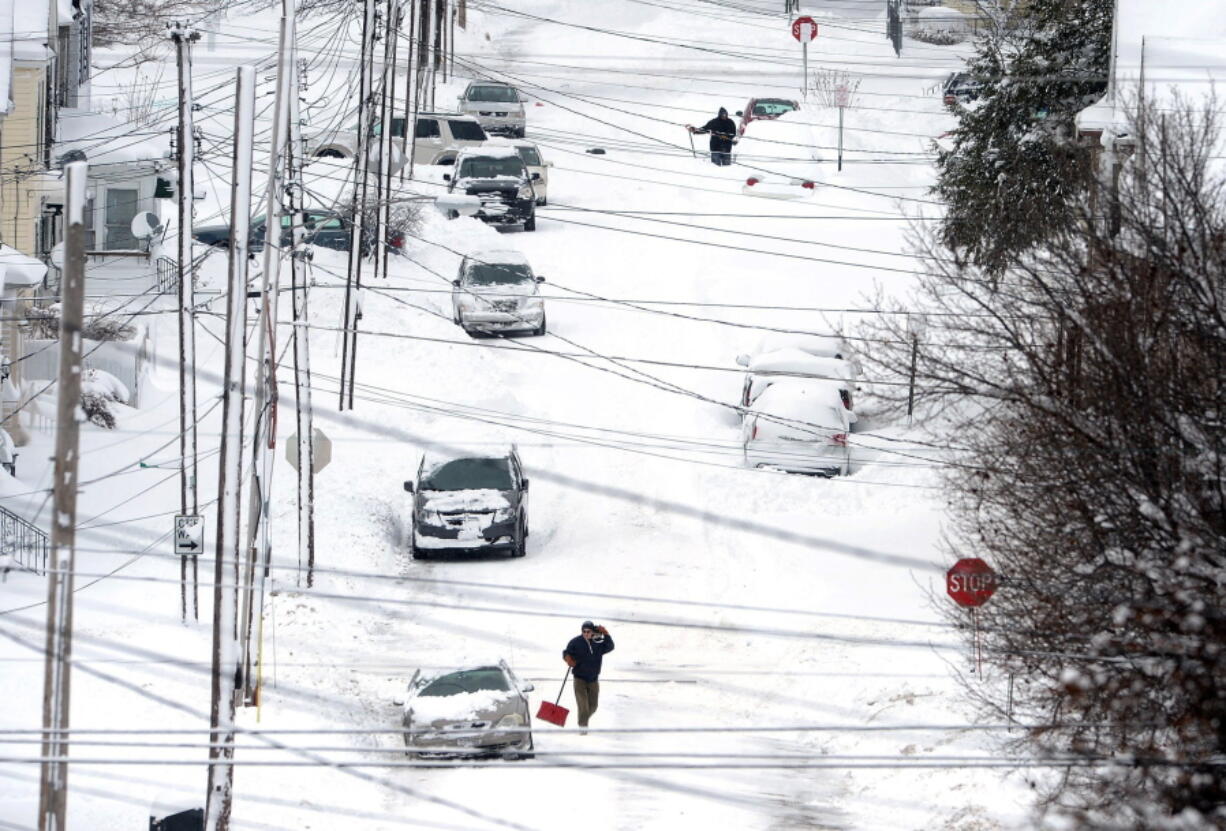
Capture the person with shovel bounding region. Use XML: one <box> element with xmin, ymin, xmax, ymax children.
<box><xmin>687</xmin><ymin>108</ymin><xmax>738</xmax><ymax>166</ymax></box>
<box><xmin>563</xmin><ymin>621</ymin><xmax>615</xmax><ymax>732</ymax></box>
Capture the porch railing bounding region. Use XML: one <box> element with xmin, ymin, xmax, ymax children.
<box><xmin>156</xmin><ymin>256</ymin><xmax>178</xmax><ymax>295</ymax></box>
<box><xmin>0</xmin><ymin>504</ymin><xmax>49</xmax><ymax>575</ymax></box>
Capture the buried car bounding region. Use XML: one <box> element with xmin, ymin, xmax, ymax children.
<box><xmin>737</xmin><ymin>347</ymin><xmax>858</xmax><ymax>416</ymax></box>
<box><xmin>405</xmin><ymin>446</ymin><xmax>530</xmax><ymax>559</ymax></box>
<box><xmin>402</xmin><ymin>660</ymin><xmax>535</xmax><ymax>759</ymax></box>
<box><xmin>736</xmin><ymin>111</ymin><xmax>825</xmax><ymax>199</ymax></box>
<box><xmin>741</xmin><ymin>380</ymin><xmax>853</xmax><ymax>477</ymax></box>
<box><xmin>451</xmin><ymin>250</ymin><xmax>546</xmax><ymax>336</ymax></box>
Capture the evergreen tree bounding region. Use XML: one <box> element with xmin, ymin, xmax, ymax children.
<box><xmin>934</xmin><ymin>0</ymin><xmax>1112</xmax><ymax>273</ymax></box>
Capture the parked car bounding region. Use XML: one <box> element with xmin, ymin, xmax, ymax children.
<box><xmin>402</xmin><ymin>660</ymin><xmax>535</xmax><ymax>760</ymax></box>
<box><xmin>443</xmin><ymin>148</ymin><xmax>538</xmax><ymax>230</ymax></box>
<box><xmin>404</xmin><ymin>446</ymin><xmax>530</xmax><ymax>559</ymax></box>
<box><xmin>736</xmin><ymin>347</ymin><xmax>858</xmax><ymax>417</ymax></box>
<box><xmin>192</xmin><ymin>209</ymin><xmax>363</xmax><ymax>252</ymax></box>
<box><xmin>510</xmin><ymin>141</ymin><xmax>550</xmax><ymax>205</ymax></box>
<box><xmin>736</xmin><ymin>112</ymin><xmax>824</xmax><ymax>199</ymax></box>
<box><xmin>458</xmin><ymin>81</ymin><xmax>527</xmax><ymax>137</ymax></box>
<box><xmin>735</xmin><ymin>97</ymin><xmax>800</xmax><ymax>135</ymax></box>
<box><xmin>942</xmin><ymin>72</ymin><xmax>980</xmax><ymax>107</ymax></box>
<box><xmin>741</xmin><ymin>380</ymin><xmax>853</xmax><ymax>477</ymax></box>
<box><xmin>452</xmin><ymin>250</ymin><xmax>546</xmax><ymax>336</ymax></box>
<box><xmin>306</xmin><ymin>113</ymin><xmax>487</xmax><ymax>167</ymax></box>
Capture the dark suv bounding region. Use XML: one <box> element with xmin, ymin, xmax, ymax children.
<box><xmin>942</xmin><ymin>72</ymin><xmax>980</xmax><ymax>107</ymax></box>
<box><xmin>404</xmin><ymin>447</ymin><xmax>530</xmax><ymax>559</ymax></box>
<box><xmin>444</xmin><ymin>151</ymin><xmax>537</xmax><ymax>231</ymax></box>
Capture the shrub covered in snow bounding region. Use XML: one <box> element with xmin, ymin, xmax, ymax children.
<box><xmin>80</xmin><ymin>369</ymin><xmax>129</xmax><ymax>429</ymax></box>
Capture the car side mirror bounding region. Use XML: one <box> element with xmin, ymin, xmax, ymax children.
<box><xmin>403</xmin><ymin>481</ymin><xmax>414</xmax><ymax>492</ymax></box>
<box><xmin>535</xmin><ymin>276</ymin><xmax>544</xmax><ymax>283</ymax></box>
<box><xmin>735</xmin><ymin>110</ymin><xmax>743</xmax><ymax>116</ymax></box>
<box><xmin>442</xmin><ymin>173</ymin><xmax>451</xmax><ymax>182</ymax></box>
<box><xmin>531</xmin><ymin>172</ymin><xmax>540</xmax><ymax>181</ymax></box>
<box><xmin>522</xmin><ymin>682</ymin><xmax>535</xmax><ymax>692</ymax></box>
<box><xmin>522</xmin><ymin>478</ymin><xmax>530</xmax><ymax>490</ymax></box>
<box><xmin>544</xmin><ymin>161</ymin><xmax>553</xmax><ymax>168</ymax></box>
<box><xmin>451</xmin><ymin>278</ymin><xmax>460</xmax><ymax>287</ymax></box>
<box><xmin>735</xmin><ymin>353</ymin><xmax>750</xmax><ymax>367</ymax></box>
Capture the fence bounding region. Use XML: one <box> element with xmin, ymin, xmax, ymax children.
<box><xmin>23</xmin><ymin>334</ymin><xmax>147</xmax><ymax>408</ymax></box>
<box><xmin>156</xmin><ymin>256</ymin><xmax>177</xmax><ymax>295</ymax></box>
<box><xmin>0</xmin><ymin>504</ymin><xmax>49</xmax><ymax>575</ymax></box>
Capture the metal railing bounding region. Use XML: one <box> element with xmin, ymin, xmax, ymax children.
<box><xmin>0</xmin><ymin>504</ymin><xmax>49</xmax><ymax>575</ymax></box>
<box><xmin>156</xmin><ymin>256</ymin><xmax>178</xmax><ymax>295</ymax></box>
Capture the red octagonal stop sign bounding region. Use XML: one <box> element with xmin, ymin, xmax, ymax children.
<box><xmin>792</xmin><ymin>16</ymin><xmax>818</xmax><ymax>42</ymax></box>
<box><xmin>946</xmin><ymin>558</ymin><xmax>998</xmax><ymax>607</ymax></box>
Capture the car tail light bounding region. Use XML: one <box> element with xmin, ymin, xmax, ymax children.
<box><xmin>801</xmin><ymin>181</ymin><xmax>815</xmax><ymax>190</ymax></box>
<box><xmin>943</xmin><ymin>94</ymin><xmax>956</xmax><ymax>106</ymax></box>
<box><xmin>746</xmin><ymin>177</ymin><xmax>758</xmax><ymax>187</ymax></box>
<box><xmin>830</xmin><ymin>433</ymin><xmax>848</xmax><ymax>447</ymax></box>
<box><xmin>389</xmin><ymin>234</ymin><xmax>404</xmax><ymax>249</ymax></box>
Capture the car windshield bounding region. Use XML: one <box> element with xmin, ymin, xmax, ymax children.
<box><xmin>418</xmin><ymin>667</ymin><xmax>509</xmax><ymax>697</ymax></box>
<box><xmin>516</xmin><ymin>146</ymin><xmax>542</xmax><ymax>166</ymax></box>
<box><xmin>458</xmin><ymin>156</ymin><xmax>524</xmax><ymax>179</ymax></box>
<box><xmin>467</xmin><ymin>263</ymin><xmax>533</xmax><ymax>285</ymax></box>
<box><xmin>447</xmin><ymin>119</ymin><xmax>487</xmax><ymax>141</ymax></box>
<box><xmin>751</xmin><ymin>99</ymin><xmax>797</xmax><ymax>117</ymax></box>
<box><xmin>467</xmin><ymin>85</ymin><xmax>518</xmax><ymax>103</ymax></box>
<box><xmin>421</xmin><ymin>457</ymin><xmax>513</xmax><ymax>491</ymax></box>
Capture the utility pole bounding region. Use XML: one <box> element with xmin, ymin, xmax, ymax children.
<box><xmin>374</xmin><ymin>1</ymin><xmax>399</xmax><ymax>285</ymax></box>
<box><xmin>287</xmin><ymin>46</ymin><xmax>316</xmax><ymax>587</ymax></box>
<box><xmin>401</xmin><ymin>0</ymin><xmax>417</xmax><ymax>184</ymax></box>
<box><xmin>238</xmin><ymin>0</ymin><xmax>294</xmax><ymax>707</ymax></box>
<box><xmin>204</xmin><ymin>65</ymin><xmax>255</xmax><ymax>831</ymax></box>
<box><xmin>169</xmin><ymin>21</ymin><xmax>201</xmax><ymax>623</ymax></box>
<box><xmin>37</xmin><ymin>160</ymin><xmax>87</xmax><ymax>831</ymax></box>
<box><xmin>339</xmin><ymin>0</ymin><xmax>378</xmax><ymax>411</ymax></box>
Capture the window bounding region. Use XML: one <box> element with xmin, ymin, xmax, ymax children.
<box><xmin>466</xmin><ymin>85</ymin><xmax>518</xmax><ymax>103</ymax></box>
<box><xmin>420</xmin><ymin>458</ymin><xmax>514</xmax><ymax>491</ymax></box>
<box><xmin>467</xmin><ymin>263</ymin><xmax>533</xmax><ymax>285</ymax></box>
<box><xmin>516</xmin><ymin>146</ymin><xmax>541</xmax><ymax>167</ymax></box>
<box><xmin>447</xmin><ymin>120</ymin><xmax>486</xmax><ymax>141</ymax></box>
<box><xmin>418</xmin><ymin>668</ymin><xmax>509</xmax><ymax>696</ymax></box>
<box><xmin>414</xmin><ymin>119</ymin><xmax>440</xmax><ymax>139</ymax></box>
<box><xmin>104</xmin><ymin>189</ymin><xmax>140</xmax><ymax>250</ymax></box>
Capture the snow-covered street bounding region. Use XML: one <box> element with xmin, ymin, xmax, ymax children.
<box><xmin>1</xmin><ymin>1</ymin><xmax>1038</xmax><ymax>828</ymax></box>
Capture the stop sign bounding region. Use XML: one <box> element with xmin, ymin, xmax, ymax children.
<box><xmin>946</xmin><ymin>558</ymin><xmax>998</xmax><ymax>607</ymax></box>
<box><xmin>792</xmin><ymin>16</ymin><xmax>818</xmax><ymax>42</ymax></box>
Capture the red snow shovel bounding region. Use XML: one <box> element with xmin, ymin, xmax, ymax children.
<box><xmin>536</xmin><ymin>668</ymin><xmax>571</xmax><ymax>727</ymax></box>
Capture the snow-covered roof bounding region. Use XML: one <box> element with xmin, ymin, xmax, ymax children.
<box><xmin>56</xmin><ymin>0</ymin><xmax>74</xmax><ymax>25</ymax></box>
<box><xmin>0</xmin><ymin>244</ymin><xmax>48</xmax><ymax>289</ymax></box>
<box><xmin>749</xmin><ymin>380</ymin><xmax>848</xmax><ymax>427</ymax></box>
<box><xmin>747</xmin><ymin>348</ymin><xmax>853</xmax><ymax>380</ymax></box>
<box><xmin>456</xmin><ymin>145</ymin><xmax>524</xmax><ymax>160</ymax></box>
<box><xmin>12</xmin><ymin>0</ymin><xmax>51</xmax><ymax>62</ymax></box>
<box><xmin>56</xmin><ymin>108</ymin><xmax>172</xmax><ymax>169</ymax></box>
<box><xmin>1077</xmin><ymin>0</ymin><xmax>1226</xmax><ymax>136</ymax></box>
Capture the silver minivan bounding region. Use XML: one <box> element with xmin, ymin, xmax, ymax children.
<box><xmin>458</xmin><ymin>81</ymin><xmax>527</xmax><ymax>137</ymax></box>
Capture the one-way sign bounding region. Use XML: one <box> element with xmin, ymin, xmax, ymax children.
<box><xmin>175</xmin><ymin>514</ymin><xmax>204</xmax><ymax>556</ymax></box>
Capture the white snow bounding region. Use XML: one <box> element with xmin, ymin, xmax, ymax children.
<box><xmin>420</xmin><ymin>489</ymin><xmax>512</xmax><ymax>512</ymax></box>
<box><xmin>408</xmin><ymin>689</ymin><xmax>515</xmax><ymax>725</ymax></box>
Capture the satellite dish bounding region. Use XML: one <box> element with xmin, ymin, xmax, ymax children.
<box><xmin>130</xmin><ymin>211</ymin><xmax>165</xmax><ymax>241</ymax></box>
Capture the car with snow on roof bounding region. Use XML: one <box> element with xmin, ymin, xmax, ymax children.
<box><xmin>736</xmin><ymin>347</ymin><xmax>858</xmax><ymax>417</ymax></box>
<box><xmin>404</xmin><ymin>445</ymin><xmax>530</xmax><ymax>559</ymax></box>
<box><xmin>735</xmin><ymin>97</ymin><xmax>800</xmax><ymax>135</ymax></box>
<box><xmin>457</xmin><ymin>80</ymin><xmax>528</xmax><ymax>137</ymax></box>
<box><xmin>451</xmin><ymin>250</ymin><xmax>547</xmax><ymax>336</ymax></box>
<box><xmin>443</xmin><ymin>147</ymin><xmax>538</xmax><ymax>230</ymax></box>
<box><xmin>735</xmin><ymin>111</ymin><xmax>826</xmax><ymax>199</ymax></box>
<box><xmin>401</xmin><ymin>659</ymin><xmax>535</xmax><ymax>760</ymax></box>
<box><xmin>306</xmin><ymin>113</ymin><xmax>489</xmax><ymax>168</ymax></box>
<box><xmin>741</xmin><ymin>380</ymin><xmax>853</xmax><ymax>477</ymax></box>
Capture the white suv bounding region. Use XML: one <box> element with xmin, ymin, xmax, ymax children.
<box><xmin>451</xmin><ymin>251</ymin><xmax>546</xmax><ymax>336</ymax></box>
<box><xmin>307</xmin><ymin>113</ymin><xmax>487</xmax><ymax>167</ymax></box>
<box><xmin>458</xmin><ymin>81</ymin><xmax>527</xmax><ymax>138</ymax></box>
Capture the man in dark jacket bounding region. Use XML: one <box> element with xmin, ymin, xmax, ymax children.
<box><xmin>563</xmin><ymin>620</ymin><xmax>615</xmax><ymax>731</ymax></box>
<box><xmin>687</xmin><ymin>108</ymin><xmax>738</xmax><ymax>166</ymax></box>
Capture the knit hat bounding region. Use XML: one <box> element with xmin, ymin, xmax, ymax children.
<box><xmin>581</xmin><ymin>620</ymin><xmax>596</xmax><ymax>631</ymax></box>
<box><xmin>718</xmin><ymin>107</ymin><xmax>728</xmax><ymax>117</ymax></box>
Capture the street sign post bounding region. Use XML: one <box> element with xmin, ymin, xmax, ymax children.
<box><xmin>946</xmin><ymin>557</ymin><xmax>998</xmax><ymax>674</ymax></box>
<box><xmin>791</xmin><ymin>16</ymin><xmax>818</xmax><ymax>98</ymax></box>
<box><xmin>835</xmin><ymin>83</ymin><xmax>850</xmax><ymax>171</ymax></box>
<box><xmin>174</xmin><ymin>514</ymin><xmax>204</xmax><ymax>557</ymax></box>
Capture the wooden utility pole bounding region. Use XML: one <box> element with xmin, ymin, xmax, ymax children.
<box><xmin>401</xmin><ymin>0</ymin><xmax>417</xmax><ymax>184</ymax></box>
<box><xmin>340</xmin><ymin>0</ymin><xmax>378</xmax><ymax>411</ymax></box>
<box><xmin>37</xmin><ymin>160</ymin><xmax>88</xmax><ymax>831</ymax></box>
<box><xmin>287</xmin><ymin>45</ymin><xmax>316</xmax><ymax>587</ymax></box>
<box><xmin>204</xmin><ymin>65</ymin><xmax>255</xmax><ymax>831</ymax></box>
<box><xmin>373</xmin><ymin>1</ymin><xmax>399</xmax><ymax>285</ymax></box>
<box><xmin>237</xmin><ymin>0</ymin><xmax>294</xmax><ymax>708</ymax></box>
<box><xmin>170</xmin><ymin>21</ymin><xmax>201</xmax><ymax>623</ymax></box>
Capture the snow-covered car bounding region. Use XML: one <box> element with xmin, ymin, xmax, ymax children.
<box><xmin>735</xmin><ymin>97</ymin><xmax>800</xmax><ymax>135</ymax></box>
<box><xmin>306</xmin><ymin>113</ymin><xmax>487</xmax><ymax>167</ymax></box>
<box><xmin>451</xmin><ymin>250</ymin><xmax>546</xmax><ymax>336</ymax></box>
<box><xmin>741</xmin><ymin>380</ymin><xmax>852</xmax><ymax>477</ymax></box>
<box><xmin>735</xmin><ymin>111</ymin><xmax>825</xmax><ymax>199</ymax></box>
<box><xmin>402</xmin><ymin>660</ymin><xmax>535</xmax><ymax>760</ymax></box>
<box><xmin>942</xmin><ymin>72</ymin><xmax>980</xmax><ymax>108</ymax></box>
<box><xmin>443</xmin><ymin>147</ymin><xmax>538</xmax><ymax>230</ymax></box>
<box><xmin>404</xmin><ymin>446</ymin><xmax>530</xmax><ymax>559</ymax></box>
<box><xmin>511</xmin><ymin>141</ymin><xmax>550</xmax><ymax>205</ymax></box>
<box><xmin>736</xmin><ymin>347</ymin><xmax>858</xmax><ymax>417</ymax></box>
<box><xmin>458</xmin><ymin>81</ymin><xmax>527</xmax><ymax>137</ymax></box>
